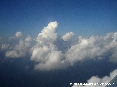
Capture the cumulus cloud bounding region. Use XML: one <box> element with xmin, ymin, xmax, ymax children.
<box><xmin>5</xmin><ymin>32</ymin><xmax>35</xmax><ymax>58</ymax></box>
<box><xmin>62</xmin><ymin>32</ymin><xmax>75</xmax><ymax>41</ymax></box>
<box><xmin>15</xmin><ymin>32</ymin><xmax>23</xmax><ymax>38</ymax></box>
<box><xmin>66</xmin><ymin>33</ymin><xmax>117</xmax><ymax>65</ymax></box>
<box><xmin>36</xmin><ymin>21</ymin><xmax>58</xmax><ymax>43</ymax></box>
<box><xmin>0</xmin><ymin>38</ymin><xmax>9</xmax><ymax>51</ymax></box>
<box><xmin>1</xmin><ymin>44</ymin><xmax>9</xmax><ymax>50</ymax></box>
<box><xmin>72</xmin><ymin>69</ymin><xmax>117</xmax><ymax>87</ymax></box>
<box><xmin>1</xmin><ymin>21</ymin><xmax>117</xmax><ymax>71</ymax></box>
<box><xmin>30</xmin><ymin>21</ymin><xmax>117</xmax><ymax>71</ymax></box>
<box><xmin>31</xmin><ymin>21</ymin><xmax>69</xmax><ymax>71</ymax></box>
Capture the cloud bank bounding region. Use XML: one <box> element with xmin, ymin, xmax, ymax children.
<box><xmin>0</xmin><ymin>21</ymin><xmax>117</xmax><ymax>71</ymax></box>
<box><xmin>5</xmin><ymin>32</ymin><xmax>35</xmax><ymax>58</ymax></box>
<box><xmin>72</xmin><ymin>69</ymin><xmax>117</xmax><ymax>87</ymax></box>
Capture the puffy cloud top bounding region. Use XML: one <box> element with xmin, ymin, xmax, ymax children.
<box><xmin>1</xmin><ymin>21</ymin><xmax>117</xmax><ymax>71</ymax></box>
<box><xmin>5</xmin><ymin>32</ymin><xmax>34</xmax><ymax>58</ymax></box>
<box><xmin>36</xmin><ymin>21</ymin><xmax>58</xmax><ymax>43</ymax></box>
<box><xmin>1</xmin><ymin>44</ymin><xmax>9</xmax><ymax>50</ymax></box>
<box><xmin>31</xmin><ymin>21</ymin><xmax>69</xmax><ymax>71</ymax></box>
<box><xmin>15</xmin><ymin>32</ymin><xmax>23</xmax><ymax>38</ymax></box>
<box><xmin>66</xmin><ymin>33</ymin><xmax>117</xmax><ymax>65</ymax></box>
<box><xmin>62</xmin><ymin>32</ymin><xmax>75</xmax><ymax>41</ymax></box>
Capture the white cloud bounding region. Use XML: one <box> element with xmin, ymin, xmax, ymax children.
<box><xmin>66</xmin><ymin>33</ymin><xmax>117</xmax><ymax>65</ymax></box>
<box><xmin>1</xmin><ymin>44</ymin><xmax>9</xmax><ymax>50</ymax></box>
<box><xmin>15</xmin><ymin>32</ymin><xmax>23</xmax><ymax>38</ymax></box>
<box><xmin>34</xmin><ymin>50</ymin><xmax>67</xmax><ymax>71</ymax></box>
<box><xmin>31</xmin><ymin>22</ymin><xmax>117</xmax><ymax>71</ymax></box>
<box><xmin>5</xmin><ymin>50</ymin><xmax>24</xmax><ymax>58</ymax></box>
<box><xmin>31</xmin><ymin>21</ymin><xmax>69</xmax><ymax>71</ymax></box>
<box><xmin>0</xmin><ymin>38</ymin><xmax>9</xmax><ymax>51</ymax></box>
<box><xmin>36</xmin><ymin>21</ymin><xmax>58</xmax><ymax>43</ymax></box>
<box><xmin>72</xmin><ymin>69</ymin><xmax>117</xmax><ymax>87</ymax></box>
<box><xmin>5</xmin><ymin>32</ymin><xmax>35</xmax><ymax>58</ymax></box>
<box><xmin>1</xmin><ymin>21</ymin><xmax>117</xmax><ymax>71</ymax></box>
<box><xmin>62</xmin><ymin>32</ymin><xmax>75</xmax><ymax>41</ymax></box>
<box><xmin>25</xmin><ymin>35</ymin><xmax>33</xmax><ymax>47</ymax></box>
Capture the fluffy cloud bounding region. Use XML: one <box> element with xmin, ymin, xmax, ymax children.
<box><xmin>0</xmin><ymin>38</ymin><xmax>9</xmax><ymax>50</ymax></box>
<box><xmin>1</xmin><ymin>44</ymin><xmax>9</xmax><ymax>50</ymax></box>
<box><xmin>36</xmin><ymin>21</ymin><xmax>58</xmax><ymax>43</ymax></box>
<box><xmin>5</xmin><ymin>32</ymin><xmax>35</xmax><ymax>58</ymax></box>
<box><xmin>31</xmin><ymin>21</ymin><xmax>69</xmax><ymax>71</ymax></box>
<box><xmin>1</xmin><ymin>21</ymin><xmax>117</xmax><ymax>71</ymax></box>
<box><xmin>30</xmin><ymin>21</ymin><xmax>117</xmax><ymax>71</ymax></box>
<box><xmin>72</xmin><ymin>69</ymin><xmax>117</xmax><ymax>87</ymax></box>
<box><xmin>62</xmin><ymin>32</ymin><xmax>75</xmax><ymax>41</ymax></box>
<box><xmin>15</xmin><ymin>32</ymin><xmax>23</xmax><ymax>38</ymax></box>
<box><xmin>66</xmin><ymin>33</ymin><xmax>117</xmax><ymax>65</ymax></box>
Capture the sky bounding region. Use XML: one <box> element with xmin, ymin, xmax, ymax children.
<box><xmin>0</xmin><ymin>0</ymin><xmax>117</xmax><ymax>87</ymax></box>
<box><xmin>1</xmin><ymin>0</ymin><xmax>117</xmax><ymax>38</ymax></box>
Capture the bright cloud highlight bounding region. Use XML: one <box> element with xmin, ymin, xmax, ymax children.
<box><xmin>62</xmin><ymin>32</ymin><xmax>75</xmax><ymax>41</ymax></box>
<box><xmin>0</xmin><ymin>21</ymin><xmax>117</xmax><ymax>71</ymax></box>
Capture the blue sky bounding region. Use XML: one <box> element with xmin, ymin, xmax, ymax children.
<box><xmin>0</xmin><ymin>1</ymin><xmax>117</xmax><ymax>87</ymax></box>
<box><xmin>1</xmin><ymin>0</ymin><xmax>117</xmax><ymax>38</ymax></box>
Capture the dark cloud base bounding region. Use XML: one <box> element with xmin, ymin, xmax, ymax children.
<box><xmin>0</xmin><ymin>56</ymin><xmax>117</xmax><ymax>87</ymax></box>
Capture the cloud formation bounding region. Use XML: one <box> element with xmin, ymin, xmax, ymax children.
<box><xmin>30</xmin><ymin>21</ymin><xmax>117</xmax><ymax>70</ymax></box>
<box><xmin>31</xmin><ymin>21</ymin><xmax>69</xmax><ymax>71</ymax></box>
<box><xmin>72</xmin><ymin>69</ymin><xmax>117</xmax><ymax>87</ymax></box>
<box><xmin>62</xmin><ymin>32</ymin><xmax>75</xmax><ymax>41</ymax></box>
<box><xmin>0</xmin><ymin>21</ymin><xmax>117</xmax><ymax>71</ymax></box>
<box><xmin>66</xmin><ymin>32</ymin><xmax>117</xmax><ymax>65</ymax></box>
<box><xmin>1</xmin><ymin>44</ymin><xmax>9</xmax><ymax>50</ymax></box>
<box><xmin>36</xmin><ymin>21</ymin><xmax>58</xmax><ymax>43</ymax></box>
<box><xmin>5</xmin><ymin>32</ymin><xmax>35</xmax><ymax>58</ymax></box>
<box><xmin>15</xmin><ymin>32</ymin><xmax>23</xmax><ymax>38</ymax></box>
